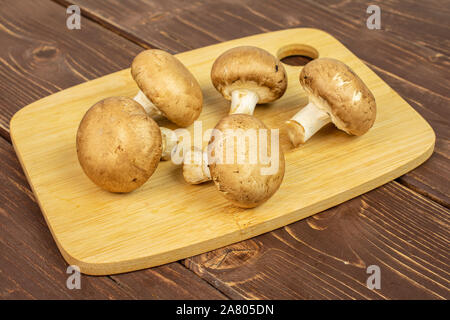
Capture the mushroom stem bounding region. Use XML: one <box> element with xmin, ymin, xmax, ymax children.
<box><xmin>133</xmin><ymin>90</ymin><xmax>163</xmax><ymax>117</ymax></box>
<box><xmin>230</xmin><ymin>89</ymin><xmax>259</xmax><ymax>115</ymax></box>
<box><xmin>160</xmin><ymin>127</ymin><xmax>178</xmax><ymax>161</ymax></box>
<box><xmin>286</xmin><ymin>102</ymin><xmax>331</xmax><ymax>146</ymax></box>
<box><xmin>182</xmin><ymin>148</ymin><xmax>211</xmax><ymax>184</ymax></box>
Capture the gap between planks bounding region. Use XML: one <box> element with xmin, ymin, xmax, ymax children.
<box><xmin>51</xmin><ymin>0</ymin><xmax>450</xmax><ymax>101</ymax></box>
<box><xmin>51</xmin><ymin>0</ymin><xmax>157</xmax><ymax>50</ymax></box>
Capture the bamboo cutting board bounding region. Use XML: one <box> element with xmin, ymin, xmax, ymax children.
<box><xmin>10</xmin><ymin>29</ymin><xmax>435</xmax><ymax>275</ymax></box>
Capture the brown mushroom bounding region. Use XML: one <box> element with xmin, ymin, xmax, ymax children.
<box><xmin>286</xmin><ymin>58</ymin><xmax>377</xmax><ymax>146</ymax></box>
<box><xmin>183</xmin><ymin>114</ymin><xmax>285</xmax><ymax>208</ymax></box>
<box><xmin>182</xmin><ymin>147</ymin><xmax>211</xmax><ymax>185</ymax></box>
<box><xmin>131</xmin><ymin>49</ymin><xmax>203</xmax><ymax>127</ymax></box>
<box><xmin>159</xmin><ymin>127</ymin><xmax>178</xmax><ymax>161</ymax></box>
<box><xmin>211</xmin><ymin>46</ymin><xmax>287</xmax><ymax>115</ymax></box>
<box><xmin>76</xmin><ymin>97</ymin><xmax>162</xmax><ymax>193</ymax></box>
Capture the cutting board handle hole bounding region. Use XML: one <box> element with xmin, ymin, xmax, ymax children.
<box><xmin>277</xmin><ymin>44</ymin><xmax>318</xmax><ymax>66</ymax></box>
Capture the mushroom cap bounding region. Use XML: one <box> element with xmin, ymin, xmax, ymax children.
<box><xmin>131</xmin><ymin>49</ymin><xmax>203</xmax><ymax>127</ymax></box>
<box><xmin>300</xmin><ymin>58</ymin><xmax>376</xmax><ymax>135</ymax></box>
<box><xmin>208</xmin><ymin>114</ymin><xmax>285</xmax><ymax>208</ymax></box>
<box><xmin>76</xmin><ymin>97</ymin><xmax>162</xmax><ymax>193</ymax></box>
<box><xmin>211</xmin><ymin>46</ymin><xmax>287</xmax><ymax>104</ymax></box>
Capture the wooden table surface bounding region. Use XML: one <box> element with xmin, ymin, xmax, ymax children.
<box><xmin>0</xmin><ymin>0</ymin><xmax>448</xmax><ymax>299</ymax></box>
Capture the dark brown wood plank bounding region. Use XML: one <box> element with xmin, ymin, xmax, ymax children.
<box><xmin>363</xmin><ymin>62</ymin><xmax>450</xmax><ymax>207</ymax></box>
<box><xmin>184</xmin><ymin>182</ymin><xmax>450</xmax><ymax>299</ymax></box>
<box><xmin>61</xmin><ymin>0</ymin><xmax>449</xmax><ymax>97</ymax></box>
<box><xmin>0</xmin><ymin>136</ymin><xmax>130</xmax><ymax>299</ymax></box>
<box><xmin>61</xmin><ymin>0</ymin><xmax>449</xmax><ymax>205</ymax></box>
<box><xmin>312</xmin><ymin>0</ymin><xmax>450</xmax><ymax>55</ymax></box>
<box><xmin>0</xmin><ymin>0</ymin><xmax>143</xmax><ymax>138</ymax></box>
<box><xmin>109</xmin><ymin>264</ymin><xmax>226</xmax><ymax>299</ymax></box>
<box><xmin>1</xmin><ymin>0</ymin><xmax>447</xmax><ymax>300</ymax></box>
<box><xmin>0</xmin><ymin>136</ymin><xmax>227</xmax><ymax>299</ymax></box>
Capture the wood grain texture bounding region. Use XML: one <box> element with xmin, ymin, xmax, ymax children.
<box><xmin>0</xmin><ymin>0</ymin><xmax>227</xmax><ymax>299</ymax></box>
<box><xmin>0</xmin><ymin>0</ymin><xmax>142</xmax><ymax>138</ymax></box>
<box><xmin>314</xmin><ymin>0</ymin><xmax>450</xmax><ymax>55</ymax></box>
<box><xmin>60</xmin><ymin>0</ymin><xmax>450</xmax><ymax>206</ymax></box>
<box><xmin>0</xmin><ymin>137</ymin><xmax>226</xmax><ymax>299</ymax></box>
<box><xmin>108</xmin><ymin>263</ymin><xmax>227</xmax><ymax>299</ymax></box>
<box><xmin>0</xmin><ymin>0</ymin><xmax>447</xmax><ymax>299</ymax></box>
<box><xmin>62</xmin><ymin>0</ymin><xmax>449</xmax><ymax>97</ymax></box>
<box><xmin>362</xmin><ymin>63</ymin><xmax>449</xmax><ymax>207</ymax></box>
<box><xmin>10</xmin><ymin>29</ymin><xmax>435</xmax><ymax>275</ymax></box>
<box><xmin>184</xmin><ymin>182</ymin><xmax>450</xmax><ymax>300</ymax></box>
